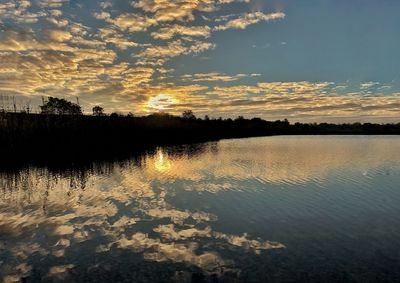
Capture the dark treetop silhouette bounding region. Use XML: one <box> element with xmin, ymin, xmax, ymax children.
<box><xmin>0</xmin><ymin>96</ymin><xmax>399</xmax><ymax>166</ymax></box>
<box><xmin>92</xmin><ymin>105</ymin><xmax>105</xmax><ymax>116</ymax></box>
<box><xmin>40</xmin><ymin>97</ymin><xmax>82</xmax><ymax>115</ymax></box>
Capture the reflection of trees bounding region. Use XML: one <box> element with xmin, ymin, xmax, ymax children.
<box><xmin>0</xmin><ymin>168</ymin><xmax>89</xmax><ymax>212</ymax></box>
<box><xmin>0</xmin><ymin>141</ymin><xmax>216</xmax><ymax>210</ymax></box>
<box><xmin>0</xmin><ymin>139</ymin><xmax>216</xmax><ymax>174</ymax></box>
<box><xmin>145</xmin><ymin>141</ymin><xmax>218</xmax><ymax>160</ymax></box>
<box><xmin>0</xmin><ymin>141</ymin><xmax>284</xmax><ymax>282</ymax></box>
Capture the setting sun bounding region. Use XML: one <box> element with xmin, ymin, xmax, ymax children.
<box><xmin>2</xmin><ymin>0</ymin><xmax>400</xmax><ymax>281</ymax></box>
<box><xmin>148</xmin><ymin>94</ymin><xmax>177</xmax><ymax>111</ymax></box>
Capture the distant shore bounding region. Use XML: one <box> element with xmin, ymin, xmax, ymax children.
<box><xmin>1</xmin><ymin>112</ymin><xmax>399</xmax><ymax>167</ymax></box>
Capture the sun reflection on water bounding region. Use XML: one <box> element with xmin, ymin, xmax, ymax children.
<box><xmin>154</xmin><ymin>149</ymin><xmax>172</xmax><ymax>172</ymax></box>
<box><xmin>1</xmin><ymin>136</ymin><xmax>400</xmax><ymax>282</ymax></box>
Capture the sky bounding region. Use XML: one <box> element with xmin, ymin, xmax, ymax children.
<box><xmin>0</xmin><ymin>0</ymin><xmax>399</xmax><ymax>122</ymax></box>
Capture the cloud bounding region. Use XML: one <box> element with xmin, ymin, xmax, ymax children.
<box><xmin>132</xmin><ymin>0</ymin><xmax>217</xmax><ymax>23</ymax></box>
<box><xmin>151</xmin><ymin>25</ymin><xmax>211</xmax><ymax>40</ymax></box>
<box><xmin>93</xmin><ymin>11</ymin><xmax>111</xmax><ymax>20</ymax></box>
<box><xmin>215</xmin><ymin>12</ymin><xmax>285</xmax><ymax>31</ymax></box>
<box><xmin>136</xmin><ymin>40</ymin><xmax>188</xmax><ymax>59</ymax></box>
<box><xmin>135</xmin><ymin>40</ymin><xmax>215</xmax><ymax>60</ymax></box>
<box><xmin>0</xmin><ymin>0</ymin><xmax>398</xmax><ymax>122</ymax></box>
<box><xmin>0</xmin><ymin>1</ymin><xmax>46</xmax><ymax>23</ymax></box>
<box><xmin>360</xmin><ymin>81</ymin><xmax>380</xmax><ymax>90</ymax></box>
<box><xmin>100</xmin><ymin>13</ymin><xmax>154</xmax><ymax>32</ymax></box>
<box><xmin>168</xmin><ymin>81</ymin><xmax>399</xmax><ymax>122</ymax></box>
<box><xmin>45</xmin><ymin>29</ymin><xmax>72</xmax><ymax>42</ymax></box>
<box><xmin>47</xmin><ymin>17</ymin><xmax>69</xmax><ymax>27</ymax></box>
<box><xmin>95</xmin><ymin>0</ymin><xmax>240</xmax><ymax>34</ymax></box>
<box><xmin>96</xmin><ymin>8</ymin><xmax>177</xmax><ymax>34</ymax></box>
<box><xmin>99</xmin><ymin>1</ymin><xmax>112</xmax><ymax>9</ymax></box>
<box><xmin>39</xmin><ymin>0</ymin><xmax>69</xmax><ymax>9</ymax></box>
<box><xmin>98</xmin><ymin>0</ymin><xmax>255</xmax><ymax>33</ymax></box>
<box><xmin>96</xmin><ymin>28</ymin><xmax>141</xmax><ymax>50</ymax></box>
<box><xmin>0</xmin><ymin>30</ymin><xmax>74</xmax><ymax>52</ymax></box>
<box><xmin>188</xmin><ymin>41</ymin><xmax>216</xmax><ymax>53</ymax></box>
<box><xmin>182</xmin><ymin>72</ymin><xmax>259</xmax><ymax>82</ymax></box>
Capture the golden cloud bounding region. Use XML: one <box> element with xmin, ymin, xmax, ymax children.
<box><xmin>215</xmin><ymin>11</ymin><xmax>285</xmax><ymax>31</ymax></box>
<box><xmin>151</xmin><ymin>24</ymin><xmax>211</xmax><ymax>40</ymax></box>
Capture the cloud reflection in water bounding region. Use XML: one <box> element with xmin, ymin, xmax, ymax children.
<box><xmin>2</xmin><ymin>136</ymin><xmax>400</xmax><ymax>282</ymax></box>
<box><xmin>0</xmin><ymin>142</ymin><xmax>284</xmax><ymax>282</ymax></box>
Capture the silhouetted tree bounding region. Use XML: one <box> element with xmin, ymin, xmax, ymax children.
<box><xmin>182</xmin><ymin>110</ymin><xmax>196</xmax><ymax>120</ymax></box>
<box><xmin>40</xmin><ymin>97</ymin><xmax>82</xmax><ymax>115</ymax></box>
<box><xmin>92</xmin><ymin>106</ymin><xmax>104</xmax><ymax>116</ymax></box>
<box><xmin>204</xmin><ymin>115</ymin><xmax>210</xmax><ymax>121</ymax></box>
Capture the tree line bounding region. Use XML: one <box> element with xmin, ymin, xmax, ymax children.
<box><xmin>0</xmin><ymin>96</ymin><xmax>399</xmax><ymax>167</ymax></box>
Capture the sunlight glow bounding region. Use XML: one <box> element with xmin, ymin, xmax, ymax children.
<box><xmin>148</xmin><ymin>94</ymin><xmax>177</xmax><ymax>111</ymax></box>
<box><xmin>154</xmin><ymin>149</ymin><xmax>172</xmax><ymax>172</ymax></box>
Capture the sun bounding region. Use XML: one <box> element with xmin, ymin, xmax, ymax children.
<box><xmin>148</xmin><ymin>94</ymin><xmax>177</xmax><ymax>111</ymax></box>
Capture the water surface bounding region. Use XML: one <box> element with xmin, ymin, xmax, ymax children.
<box><xmin>1</xmin><ymin>136</ymin><xmax>400</xmax><ymax>282</ymax></box>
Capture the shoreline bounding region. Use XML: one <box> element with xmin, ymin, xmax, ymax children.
<box><xmin>1</xmin><ymin>112</ymin><xmax>399</xmax><ymax>168</ymax></box>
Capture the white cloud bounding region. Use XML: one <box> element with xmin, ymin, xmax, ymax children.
<box><xmin>151</xmin><ymin>25</ymin><xmax>211</xmax><ymax>40</ymax></box>
<box><xmin>215</xmin><ymin>11</ymin><xmax>285</xmax><ymax>31</ymax></box>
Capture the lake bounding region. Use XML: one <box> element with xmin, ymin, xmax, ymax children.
<box><xmin>1</xmin><ymin>136</ymin><xmax>400</xmax><ymax>282</ymax></box>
